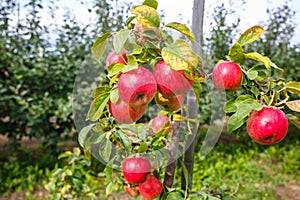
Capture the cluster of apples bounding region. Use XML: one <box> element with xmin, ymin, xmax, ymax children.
<box><xmin>122</xmin><ymin>156</ymin><xmax>163</xmax><ymax>199</ymax></box>
<box><xmin>211</xmin><ymin>61</ymin><xmax>288</xmax><ymax>145</ymax></box>
<box><xmin>106</xmin><ymin>50</ymin><xmax>194</xmax><ymax>124</ymax></box>
<box><xmin>121</xmin><ymin>115</ymin><xmax>171</xmax><ymax>198</ymax></box>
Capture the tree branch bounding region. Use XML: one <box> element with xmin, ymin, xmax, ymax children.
<box><xmin>163</xmin><ymin>113</ymin><xmax>181</xmax><ymax>188</ymax></box>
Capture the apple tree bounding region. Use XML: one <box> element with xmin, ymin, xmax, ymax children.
<box><xmin>76</xmin><ymin>0</ymin><xmax>300</xmax><ymax>199</ymax></box>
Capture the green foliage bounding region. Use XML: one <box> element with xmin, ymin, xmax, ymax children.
<box><xmin>0</xmin><ymin>161</ymin><xmax>50</xmax><ymax>196</ymax></box>
<box><xmin>192</xmin><ymin>133</ymin><xmax>300</xmax><ymax>199</ymax></box>
<box><xmin>45</xmin><ymin>148</ymin><xmax>101</xmax><ymax>200</ymax></box>
<box><xmin>0</xmin><ymin>0</ymin><xmax>130</xmax><ymax>154</ymax></box>
<box><xmin>200</xmin><ymin>1</ymin><xmax>300</xmax><ymax>125</ymax></box>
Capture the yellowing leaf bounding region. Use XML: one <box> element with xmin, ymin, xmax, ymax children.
<box><xmin>287</xmin><ymin>114</ymin><xmax>300</xmax><ymax>130</ymax></box>
<box><xmin>245</xmin><ymin>52</ymin><xmax>271</xmax><ymax>70</ymax></box>
<box><xmin>162</xmin><ymin>39</ymin><xmax>198</xmax><ymax>70</ymax></box>
<box><xmin>91</xmin><ymin>32</ymin><xmax>112</xmax><ymax>61</ymax></box>
<box><xmin>286</xmin><ymin>81</ymin><xmax>300</xmax><ymax>96</ymax></box>
<box><xmin>286</xmin><ymin>100</ymin><xmax>300</xmax><ymax>112</ymax></box>
<box><xmin>131</xmin><ymin>5</ymin><xmax>160</xmax><ymax>28</ymax></box>
<box><xmin>165</xmin><ymin>22</ymin><xmax>195</xmax><ymax>43</ymax></box>
<box><xmin>87</xmin><ymin>86</ymin><xmax>111</xmax><ymax>121</ymax></box>
<box><xmin>238</xmin><ymin>26</ymin><xmax>265</xmax><ymax>46</ymax></box>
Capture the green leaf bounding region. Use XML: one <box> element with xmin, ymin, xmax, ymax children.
<box><xmin>86</xmin><ymin>131</ymin><xmax>106</xmax><ymax>149</ymax></box>
<box><xmin>108</xmin><ymin>63</ymin><xmax>125</xmax><ymax>77</ymax></box>
<box><xmin>246</xmin><ymin>70</ymin><xmax>258</xmax><ymax>80</ymax></box>
<box><xmin>142</xmin><ymin>0</ymin><xmax>158</xmax><ymax>9</ymax></box>
<box><xmin>122</xmin><ymin>55</ymin><xmax>139</xmax><ymax>73</ymax></box>
<box><xmin>270</xmin><ymin>61</ymin><xmax>284</xmax><ymax>73</ymax></box>
<box><xmin>286</xmin><ymin>100</ymin><xmax>300</xmax><ymax>112</ymax></box>
<box><xmin>87</xmin><ymin>86</ymin><xmax>111</xmax><ymax>121</ymax></box>
<box><xmin>99</xmin><ymin>137</ymin><xmax>112</xmax><ymax>163</ymax></box>
<box><xmin>116</xmin><ymin>131</ymin><xmax>132</xmax><ymax>152</ymax></box>
<box><xmin>287</xmin><ymin>114</ymin><xmax>300</xmax><ymax>130</ymax></box>
<box><xmin>165</xmin><ymin>22</ymin><xmax>195</xmax><ymax>43</ymax></box>
<box><xmin>179</xmin><ymin>159</ymin><xmax>190</xmax><ymax>195</ymax></box>
<box><xmin>224</xmin><ymin>99</ymin><xmax>237</xmax><ymax>113</ymax></box>
<box><xmin>78</xmin><ymin>123</ymin><xmax>96</xmax><ymax>148</ymax></box>
<box><xmin>238</xmin><ymin>26</ymin><xmax>265</xmax><ymax>46</ymax></box>
<box><xmin>142</xmin><ymin>30</ymin><xmax>158</xmax><ymax>39</ymax></box>
<box><xmin>227</xmin><ymin>113</ymin><xmax>247</xmax><ymax>133</ymax></box>
<box><xmin>105</xmin><ymin>182</ymin><xmax>114</xmax><ymax>197</ymax></box>
<box><xmin>286</xmin><ymin>81</ymin><xmax>300</xmax><ymax>96</ymax></box>
<box><xmin>162</xmin><ymin>39</ymin><xmax>198</xmax><ymax>70</ymax></box>
<box><xmin>113</xmin><ymin>29</ymin><xmax>131</xmax><ymax>54</ymax></box>
<box><xmin>138</xmin><ymin>142</ymin><xmax>148</xmax><ymax>153</ymax></box>
<box><xmin>192</xmin><ymin>81</ymin><xmax>202</xmax><ymax>103</ymax></box>
<box><xmin>166</xmin><ymin>192</ymin><xmax>184</xmax><ymax>200</ymax></box>
<box><xmin>131</xmin><ymin>5</ymin><xmax>160</xmax><ymax>28</ymax></box>
<box><xmin>119</xmin><ymin>124</ymin><xmax>138</xmax><ymax>133</ymax></box>
<box><xmin>226</xmin><ymin>43</ymin><xmax>245</xmax><ymax>64</ymax></box>
<box><xmin>110</xmin><ymin>88</ymin><xmax>119</xmax><ymax>104</ymax></box>
<box><xmin>91</xmin><ymin>32</ymin><xmax>112</xmax><ymax>61</ymax></box>
<box><xmin>227</xmin><ymin>95</ymin><xmax>263</xmax><ymax>133</ymax></box>
<box><xmin>245</xmin><ymin>52</ymin><xmax>271</xmax><ymax>70</ymax></box>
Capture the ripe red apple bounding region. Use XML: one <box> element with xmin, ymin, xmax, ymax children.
<box><xmin>109</xmin><ymin>98</ymin><xmax>146</xmax><ymax>124</ymax></box>
<box><xmin>124</xmin><ymin>185</ymin><xmax>139</xmax><ymax>197</ymax></box>
<box><xmin>150</xmin><ymin>115</ymin><xmax>172</xmax><ymax>135</ymax></box>
<box><xmin>139</xmin><ymin>175</ymin><xmax>163</xmax><ymax>200</ymax></box>
<box><xmin>212</xmin><ymin>61</ymin><xmax>242</xmax><ymax>91</ymax></box>
<box><xmin>246</xmin><ymin>107</ymin><xmax>288</xmax><ymax>145</ymax></box>
<box><xmin>106</xmin><ymin>50</ymin><xmax>127</xmax><ymax>69</ymax></box>
<box><xmin>122</xmin><ymin>157</ymin><xmax>151</xmax><ymax>184</ymax></box>
<box><xmin>155</xmin><ymin>92</ymin><xmax>185</xmax><ymax>112</ymax></box>
<box><xmin>118</xmin><ymin>67</ymin><xmax>157</xmax><ymax>107</ymax></box>
<box><xmin>154</xmin><ymin>60</ymin><xmax>194</xmax><ymax>97</ymax></box>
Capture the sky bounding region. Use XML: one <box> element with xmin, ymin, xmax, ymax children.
<box><xmin>17</xmin><ymin>0</ymin><xmax>300</xmax><ymax>44</ymax></box>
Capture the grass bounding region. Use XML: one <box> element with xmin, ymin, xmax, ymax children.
<box><xmin>190</xmin><ymin>127</ymin><xmax>300</xmax><ymax>199</ymax></box>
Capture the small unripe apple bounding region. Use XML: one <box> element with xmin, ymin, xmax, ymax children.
<box><xmin>150</xmin><ymin>115</ymin><xmax>172</xmax><ymax>135</ymax></box>
<box><xmin>212</xmin><ymin>61</ymin><xmax>242</xmax><ymax>91</ymax></box>
<box><xmin>124</xmin><ymin>185</ymin><xmax>139</xmax><ymax>197</ymax></box>
<box><xmin>106</xmin><ymin>50</ymin><xmax>127</xmax><ymax>69</ymax></box>
<box><xmin>139</xmin><ymin>175</ymin><xmax>163</xmax><ymax>200</ymax></box>
<box><xmin>109</xmin><ymin>98</ymin><xmax>146</xmax><ymax>124</ymax></box>
<box><xmin>154</xmin><ymin>60</ymin><xmax>194</xmax><ymax>97</ymax></box>
<box><xmin>246</xmin><ymin>107</ymin><xmax>288</xmax><ymax>145</ymax></box>
<box><xmin>155</xmin><ymin>92</ymin><xmax>185</xmax><ymax>112</ymax></box>
<box><xmin>118</xmin><ymin>67</ymin><xmax>157</xmax><ymax>108</ymax></box>
<box><xmin>122</xmin><ymin>157</ymin><xmax>151</xmax><ymax>184</ymax></box>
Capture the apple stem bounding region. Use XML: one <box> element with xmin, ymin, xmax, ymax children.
<box><xmin>163</xmin><ymin>114</ymin><xmax>181</xmax><ymax>188</ymax></box>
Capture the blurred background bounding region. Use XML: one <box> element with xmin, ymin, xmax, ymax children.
<box><xmin>0</xmin><ymin>0</ymin><xmax>299</xmax><ymax>199</ymax></box>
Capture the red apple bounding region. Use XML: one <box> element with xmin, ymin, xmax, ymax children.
<box><xmin>155</xmin><ymin>92</ymin><xmax>185</xmax><ymax>112</ymax></box>
<box><xmin>109</xmin><ymin>98</ymin><xmax>146</xmax><ymax>124</ymax></box>
<box><xmin>154</xmin><ymin>60</ymin><xmax>194</xmax><ymax>97</ymax></box>
<box><xmin>106</xmin><ymin>50</ymin><xmax>127</xmax><ymax>69</ymax></box>
<box><xmin>139</xmin><ymin>175</ymin><xmax>163</xmax><ymax>200</ymax></box>
<box><xmin>124</xmin><ymin>185</ymin><xmax>139</xmax><ymax>197</ymax></box>
<box><xmin>122</xmin><ymin>157</ymin><xmax>151</xmax><ymax>184</ymax></box>
<box><xmin>118</xmin><ymin>67</ymin><xmax>157</xmax><ymax>107</ymax></box>
<box><xmin>212</xmin><ymin>61</ymin><xmax>242</xmax><ymax>91</ymax></box>
<box><xmin>150</xmin><ymin>115</ymin><xmax>172</xmax><ymax>135</ymax></box>
<box><xmin>246</xmin><ymin>107</ymin><xmax>288</xmax><ymax>145</ymax></box>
